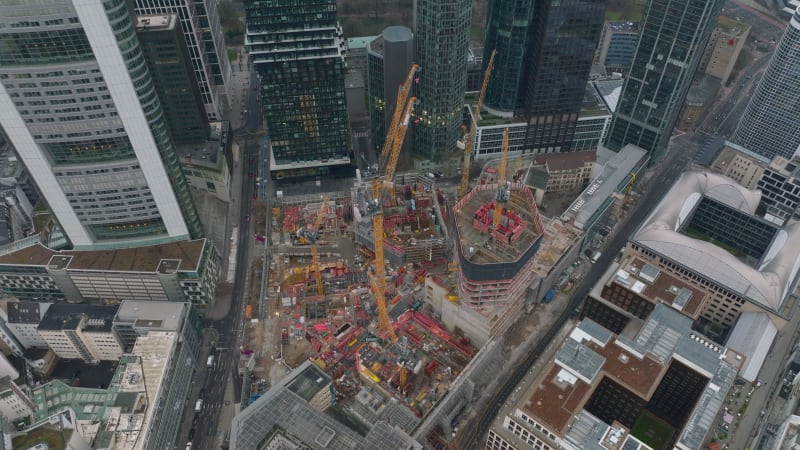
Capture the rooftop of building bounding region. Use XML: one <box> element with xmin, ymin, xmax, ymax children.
<box><xmin>581</xmin><ymin>82</ymin><xmax>613</xmax><ymax>117</ymax></box>
<box><xmin>31</xmin><ymin>333</ymin><xmax>176</xmax><ymax>449</ymax></box>
<box><xmin>364</xmin><ymin>26</ymin><xmax>413</xmax><ymax>60</ymax></box>
<box><xmin>366</xmin><ymin>34</ymin><xmax>385</xmax><ymax>55</ymax></box>
<box><xmin>23</xmin><ymin>347</ymin><xmax>49</xmax><ymax>361</ymax></box>
<box><xmin>603</xmin><ymin>256</ymin><xmax>707</xmax><ymax>318</ymax></box>
<box><xmin>716</xmin><ymin>15</ymin><xmax>752</xmax><ymax>35</ymax></box>
<box><xmin>726</xmin><ymin>312</ymin><xmax>777</xmax><ymax>381</ymax></box>
<box><xmin>10</xmin><ymin>418</ymin><xmax>76</xmax><ymax>450</ymax></box>
<box><xmin>0</xmin><ymin>238</ymin><xmax>207</xmax><ymax>274</ymax></box>
<box><xmin>113</xmin><ymin>333</ymin><xmax>175</xmax><ymax>450</ymax></box>
<box><xmin>0</xmin><ymin>374</ymin><xmax>16</xmax><ymax>391</ymax></box>
<box><xmin>606</xmin><ymin>21</ymin><xmax>640</xmax><ymax>32</ymax></box>
<box><xmin>7</xmin><ymin>300</ymin><xmax>44</xmax><ymax>324</ymax></box>
<box><xmin>284</xmin><ymin>361</ymin><xmax>330</xmax><ymax>402</ymax></box>
<box><xmin>383</xmin><ymin>25</ymin><xmax>413</xmax><ymax>43</ymax></box>
<box><xmin>467</xmin><ymin>48</ymin><xmax>484</xmax><ymax>70</ymax></box>
<box><xmin>699</xmin><ymin>138</ymin><xmax>772</xmax><ymax>171</ymax></box>
<box><xmin>520</xmin><ymin>305</ymin><xmax>737</xmax><ymax>449</ymax></box>
<box><xmin>532</xmin><ymin>150</ymin><xmax>597</xmax><ymax>172</ymax></box>
<box><xmin>591</xmin><ymin>77</ymin><xmax>625</xmax><ymax>112</ymax></box>
<box><xmin>348</xmin><ymin>35</ymin><xmax>379</xmax><ymax>50</ymax></box>
<box><xmin>454</xmin><ymin>183</ymin><xmax>542</xmax><ymax>265</ymax></box>
<box><xmin>766</xmin><ymin>154</ymin><xmax>800</xmax><ymax>176</ymax></box>
<box><xmin>231</xmin><ymin>361</ymin><xmax>419</xmax><ymax>449</ymax></box>
<box><xmin>775</xmin><ymin>415</ymin><xmax>800</xmax><ymax>449</ymax></box>
<box><xmin>178</xmin><ymin>122</ymin><xmax>226</xmax><ymax>169</ymax></box>
<box><xmin>114</xmin><ymin>301</ymin><xmax>186</xmax><ymax>332</ymax></box>
<box><xmin>561</xmin><ymin>144</ymin><xmax>649</xmax><ymax>229</ymax></box>
<box><xmin>135</xmin><ymin>14</ymin><xmax>177</xmax><ymax>32</ymax></box>
<box><xmin>38</xmin><ymin>303</ymin><xmax>118</xmax><ymax>332</ymax></box>
<box><xmin>632</xmin><ymin>169</ymin><xmax>800</xmax><ymax>311</ymax></box>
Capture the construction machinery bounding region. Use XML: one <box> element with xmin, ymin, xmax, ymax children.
<box><xmin>366</xmin><ymin>93</ymin><xmax>418</xmax><ymax>341</ymax></box>
<box><xmin>381</xmin><ymin>64</ymin><xmax>420</xmax><ymax>160</ymax></box>
<box><xmin>302</xmin><ymin>196</ymin><xmax>329</xmax><ymax>296</ymax></box>
<box><xmin>623</xmin><ymin>172</ymin><xmax>637</xmax><ymax>205</ymax></box>
<box><xmin>493</xmin><ymin>128</ymin><xmax>511</xmax><ymax>227</ymax></box>
<box><xmin>458</xmin><ymin>49</ymin><xmax>497</xmax><ymax>198</ymax></box>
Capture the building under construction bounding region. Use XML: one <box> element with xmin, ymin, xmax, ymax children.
<box><xmin>352</xmin><ymin>172</ymin><xmax>449</xmax><ymax>266</ymax></box>
<box><xmin>452</xmin><ymin>178</ymin><xmax>544</xmax><ymax>338</ymax></box>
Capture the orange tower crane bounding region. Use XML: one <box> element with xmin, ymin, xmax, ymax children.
<box><xmin>308</xmin><ymin>195</ymin><xmax>329</xmax><ymax>296</ymax></box>
<box><xmin>493</xmin><ymin>128</ymin><xmax>510</xmax><ymax>227</ymax></box>
<box><xmin>381</xmin><ymin>64</ymin><xmax>420</xmax><ymax>160</ymax></box>
<box><xmin>369</xmin><ymin>95</ymin><xmax>417</xmax><ymax>340</ymax></box>
<box><xmin>399</xmin><ymin>365</ymin><xmax>408</xmax><ymax>392</ymax></box>
<box><xmin>458</xmin><ymin>49</ymin><xmax>497</xmax><ymax>198</ymax></box>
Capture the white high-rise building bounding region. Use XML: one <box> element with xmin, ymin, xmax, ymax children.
<box><xmin>0</xmin><ymin>0</ymin><xmax>202</xmax><ymax>250</ymax></box>
<box><xmin>733</xmin><ymin>3</ymin><xmax>800</xmax><ymax>160</ymax></box>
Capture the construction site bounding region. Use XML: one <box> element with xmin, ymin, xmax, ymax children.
<box><xmin>233</xmin><ymin>56</ymin><xmax>591</xmax><ymax>446</ymax></box>
<box><xmin>241</xmin><ymin>175</ymin><xmax>478</xmax><ymax>424</ymax></box>
<box><xmin>233</xmin><ymin>63</ymin><xmax>486</xmax><ymax>429</ymax></box>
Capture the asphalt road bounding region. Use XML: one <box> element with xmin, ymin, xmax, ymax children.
<box><xmin>245</xmin><ymin>69</ymin><xmax>260</xmax><ymax>134</ymax></box>
<box><xmin>700</xmin><ymin>49</ymin><xmax>773</xmax><ymax>137</ymax></box>
<box><xmin>190</xmin><ymin>136</ymin><xmax>259</xmax><ymax>450</ymax></box>
<box><xmin>460</xmin><ymin>132</ymin><xmax>702</xmax><ymax>449</ymax></box>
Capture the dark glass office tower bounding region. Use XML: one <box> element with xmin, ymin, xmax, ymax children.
<box><xmin>604</xmin><ymin>0</ymin><xmax>725</xmax><ymax>160</ymax></box>
<box><xmin>245</xmin><ymin>0</ymin><xmax>351</xmax><ymax>178</ymax></box>
<box><xmin>136</xmin><ymin>15</ymin><xmax>209</xmax><ymax>146</ymax></box>
<box><xmin>519</xmin><ymin>0</ymin><xmax>607</xmax><ymax>152</ymax></box>
<box><xmin>482</xmin><ymin>0</ymin><xmax>606</xmax><ymax>151</ymax></box>
<box><xmin>482</xmin><ymin>0</ymin><xmax>535</xmax><ymax>114</ymax></box>
<box><xmin>367</xmin><ymin>26</ymin><xmax>414</xmax><ymax>155</ymax></box>
<box><xmin>133</xmin><ymin>0</ymin><xmax>231</xmax><ymax>121</ymax></box>
<box><xmin>414</xmin><ymin>0</ymin><xmax>472</xmax><ymax>161</ymax></box>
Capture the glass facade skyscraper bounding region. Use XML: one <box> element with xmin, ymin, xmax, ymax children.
<box><xmin>481</xmin><ymin>0</ymin><xmax>606</xmax><ymax>152</ymax></box>
<box><xmin>367</xmin><ymin>26</ymin><xmax>414</xmax><ymax>156</ymax></box>
<box><xmin>732</xmin><ymin>4</ymin><xmax>800</xmax><ymax>160</ymax></box>
<box><xmin>604</xmin><ymin>0</ymin><xmax>725</xmax><ymax>160</ymax></box>
<box><xmin>0</xmin><ymin>0</ymin><xmax>202</xmax><ymax>250</ymax></box>
<box><xmin>245</xmin><ymin>0</ymin><xmax>351</xmax><ymax>178</ymax></box>
<box><xmin>483</xmin><ymin>0</ymin><xmax>535</xmax><ymax>114</ymax></box>
<box><xmin>413</xmin><ymin>0</ymin><xmax>472</xmax><ymax>161</ymax></box>
<box><xmin>136</xmin><ymin>14</ymin><xmax>209</xmax><ymax>146</ymax></box>
<box><xmin>132</xmin><ymin>0</ymin><xmax>231</xmax><ymax>121</ymax></box>
<box><xmin>520</xmin><ymin>0</ymin><xmax>607</xmax><ymax>153</ymax></box>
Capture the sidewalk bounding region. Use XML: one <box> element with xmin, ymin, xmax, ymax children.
<box><xmin>223</xmin><ymin>49</ymin><xmax>251</xmax><ymax>131</ymax></box>
<box><xmin>212</xmin><ymin>375</ymin><xmax>240</xmax><ymax>449</ymax></box>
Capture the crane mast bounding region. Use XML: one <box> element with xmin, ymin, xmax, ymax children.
<box><xmin>381</xmin><ymin>64</ymin><xmax>420</xmax><ymax>160</ymax></box>
<box><xmin>458</xmin><ymin>49</ymin><xmax>497</xmax><ymax>198</ymax></box>
<box><xmin>370</xmin><ymin>95</ymin><xmax>417</xmax><ymax>340</ymax></box>
<box><xmin>493</xmin><ymin>128</ymin><xmax>510</xmax><ymax>227</ymax></box>
<box><xmin>297</xmin><ymin>196</ymin><xmax>330</xmax><ymax>296</ymax></box>
<box><xmin>310</xmin><ymin>195</ymin><xmax>329</xmax><ymax>296</ymax></box>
